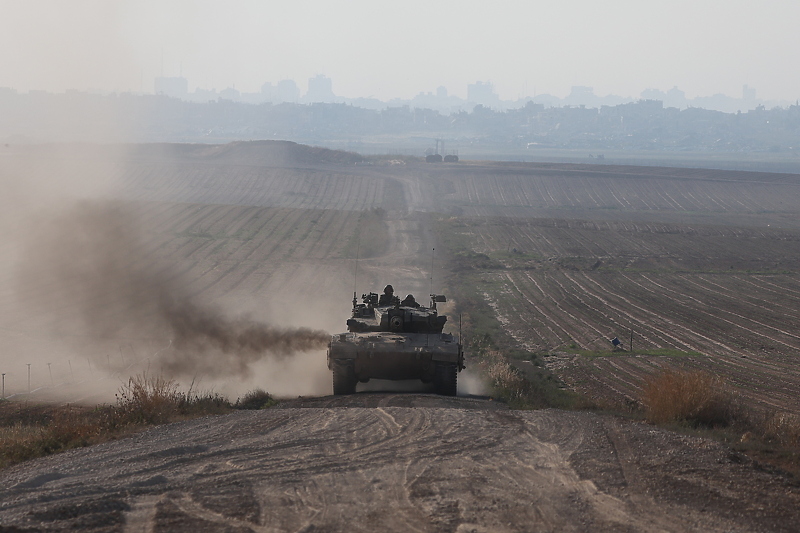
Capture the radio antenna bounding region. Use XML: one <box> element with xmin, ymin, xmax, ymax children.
<box><xmin>353</xmin><ymin>240</ymin><xmax>360</xmax><ymax>309</ymax></box>
<box><xmin>429</xmin><ymin>247</ymin><xmax>435</xmax><ymax>296</ymax></box>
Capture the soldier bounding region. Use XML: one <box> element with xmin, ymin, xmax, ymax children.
<box><xmin>401</xmin><ymin>294</ymin><xmax>420</xmax><ymax>307</ymax></box>
<box><xmin>378</xmin><ymin>285</ymin><xmax>395</xmax><ymax>305</ymax></box>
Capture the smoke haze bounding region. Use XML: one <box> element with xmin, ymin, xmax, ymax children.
<box><xmin>15</xmin><ymin>200</ymin><xmax>330</xmax><ymax>380</ymax></box>
<box><xmin>0</xmin><ymin>144</ymin><xmax>339</xmax><ymax>402</ymax></box>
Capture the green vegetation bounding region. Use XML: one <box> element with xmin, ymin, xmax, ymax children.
<box><xmin>0</xmin><ymin>373</ymin><xmax>273</xmax><ymax>470</ymax></box>
<box><xmin>568</xmin><ymin>348</ymin><xmax>702</xmax><ymax>359</ymax></box>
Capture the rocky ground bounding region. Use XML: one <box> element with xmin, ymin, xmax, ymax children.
<box><xmin>1</xmin><ymin>393</ymin><xmax>799</xmax><ymax>532</ymax></box>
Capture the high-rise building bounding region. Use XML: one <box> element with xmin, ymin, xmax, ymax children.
<box><xmin>275</xmin><ymin>80</ymin><xmax>300</xmax><ymax>103</ymax></box>
<box><xmin>306</xmin><ymin>75</ymin><xmax>336</xmax><ymax>103</ymax></box>
<box><xmin>467</xmin><ymin>81</ymin><xmax>499</xmax><ymax>107</ymax></box>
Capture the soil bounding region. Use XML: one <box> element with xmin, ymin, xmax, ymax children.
<box><xmin>1</xmin><ymin>394</ymin><xmax>798</xmax><ymax>532</ymax></box>
<box><xmin>3</xmin><ymin>144</ymin><xmax>800</xmax><ymax>531</ymax></box>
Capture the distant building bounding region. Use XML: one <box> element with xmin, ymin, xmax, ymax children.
<box><xmin>665</xmin><ymin>86</ymin><xmax>687</xmax><ymax>109</ymax></box>
<box><xmin>743</xmin><ymin>84</ymin><xmax>757</xmax><ymax>102</ymax></box>
<box><xmin>564</xmin><ymin>86</ymin><xmax>596</xmax><ymax>107</ymax></box>
<box><xmin>641</xmin><ymin>88</ymin><xmax>667</xmax><ymax>101</ymax></box>
<box><xmin>276</xmin><ymin>80</ymin><xmax>300</xmax><ymax>103</ymax></box>
<box><xmin>219</xmin><ymin>87</ymin><xmax>240</xmax><ymax>101</ymax></box>
<box><xmin>305</xmin><ymin>75</ymin><xmax>336</xmax><ymax>103</ymax></box>
<box><xmin>154</xmin><ymin>76</ymin><xmax>188</xmax><ymax>99</ymax></box>
<box><xmin>467</xmin><ymin>81</ymin><xmax>499</xmax><ymax>107</ymax></box>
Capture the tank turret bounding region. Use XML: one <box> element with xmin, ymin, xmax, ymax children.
<box><xmin>346</xmin><ymin>292</ymin><xmax>448</xmax><ymax>334</ymax></box>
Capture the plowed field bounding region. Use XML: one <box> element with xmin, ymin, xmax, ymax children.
<box><xmin>2</xmin><ymin>144</ymin><xmax>800</xmax><ymax>531</ymax></box>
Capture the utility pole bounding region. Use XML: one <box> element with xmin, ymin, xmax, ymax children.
<box><xmin>2</xmin><ymin>373</ymin><xmax>5</xmax><ymax>399</ymax></box>
<box><xmin>47</xmin><ymin>363</ymin><xmax>53</xmax><ymax>385</ymax></box>
<box><xmin>27</xmin><ymin>364</ymin><xmax>31</xmax><ymax>394</ymax></box>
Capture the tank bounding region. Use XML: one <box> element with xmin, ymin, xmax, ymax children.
<box><xmin>327</xmin><ymin>285</ymin><xmax>464</xmax><ymax>396</ymax></box>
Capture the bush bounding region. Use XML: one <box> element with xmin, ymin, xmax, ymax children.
<box><xmin>114</xmin><ymin>372</ymin><xmax>182</xmax><ymax>425</ymax></box>
<box><xmin>476</xmin><ymin>350</ymin><xmax>573</xmax><ymax>409</ymax></box>
<box><xmin>480</xmin><ymin>350</ymin><xmax>529</xmax><ymax>403</ymax></box>
<box><xmin>641</xmin><ymin>368</ymin><xmax>737</xmax><ymax>427</ymax></box>
<box><xmin>236</xmin><ymin>389</ymin><xmax>276</xmax><ymax>410</ymax></box>
<box><xmin>759</xmin><ymin>411</ymin><xmax>800</xmax><ymax>447</ymax></box>
<box><xmin>0</xmin><ymin>373</ymin><xmax>241</xmax><ymax>470</ymax></box>
<box><xmin>0</xmin><ymin>405</ymin><xmax>103</xmax><ymax>468</ymax></box>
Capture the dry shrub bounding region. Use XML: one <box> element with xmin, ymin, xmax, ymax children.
<box><xmin>236</xmin><ymin>389</ymin><xmax>276</xmax><ymax>410</ymax></box>
<box><xmin>761</xmin><ymin>411</ymin><xmax>800</xmax><ymax>447</ymax></box>
<box><xmin>114</xmin><ymin>372</ymin><xmax>182</xmax><ymax>425</ymax></box>
<box><xmin>0</xmin><ymin>373</ymin><xmax>239</xmax><ymax>470</ymax></box>
<box><xmin>479</xmin><ymin>350</ymin><xmax>528</xmax><ymax>402</ymax></box>
<box><xmin>0</xmin><ymin>406</ymin><xmax>102</xmax><ymax>468</ymax></box>
<box><xmin>113</xmin><ymin>372</ymin><xmax>233</xmax><ymax>424</ymax></box>
<box><xmin>641</xmin><ymin>368</ymin><xmax>736</xmax><ymax>427</ymax></box>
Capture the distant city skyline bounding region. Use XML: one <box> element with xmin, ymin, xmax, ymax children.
<box><xmin>2</xmin><ymin>72</ymin><xmax>785</xmax><ymax>116</ymax></box>
<box><xmin>146</xmin><ymin>74</ymin><xmax>785</xmax><ymax>114</ymax></box>
<box><xmin>2</xmin><ymin>1</ymin><xmax>799</xmax><ymax>103</ymax></box>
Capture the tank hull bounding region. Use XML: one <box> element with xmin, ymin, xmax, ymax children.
<box><xmin>327</xmin><ymin>331</ymin><xmax>463</xmax><ymax>383</ymax></box>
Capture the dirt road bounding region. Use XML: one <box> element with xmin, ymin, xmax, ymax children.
<box><xmin>1</xmin><ymin>394</ymin><xmax>798</xmax><ymax>532</ymax></box>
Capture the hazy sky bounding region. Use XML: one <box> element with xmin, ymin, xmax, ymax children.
<box><xmin>2</xmin><ymin>0</ymin><xmax>799</xmax><ymax>102</ymax></box>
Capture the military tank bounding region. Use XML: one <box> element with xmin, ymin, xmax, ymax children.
<box><xmin>327</xmin><ymin>285</ymin><xmax>464</xmax><ymax>396</ymax></box>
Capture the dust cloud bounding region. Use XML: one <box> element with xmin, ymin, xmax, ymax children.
<box><xmin>13</xmin><ymin>200</ymin><xmax>330</xmax><ymax>384</ymax></box>
<box><xmin>0</xmin><ymin>145</ymin><xmax>337</xmax><ymax>402</ymax></box>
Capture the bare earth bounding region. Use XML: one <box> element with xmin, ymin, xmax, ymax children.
<box><xmin>0</xmin><ymin>394</ymin><xmax>798</xmax><ymax>532</ymax></box>
<box><xmin>3</xmin><ymin>144</ymin><xmax>800</xmax><ymax>531</ymax></box>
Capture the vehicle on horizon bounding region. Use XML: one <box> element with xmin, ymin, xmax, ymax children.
<box><xmin>327</xmin><ymin>285</ymin><xmax>464</xmax><ymax>395</ymax></box>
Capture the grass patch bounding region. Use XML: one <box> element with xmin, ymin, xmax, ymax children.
<box><xmin>476</xmin><ymin>349</ymin><xmax>577</xmax><ymax>409</ymax></box>
<box><xmin>0</xmin><ymin>373</ymin><xmax>273</xmax><ymax>470</ymax></box>
<box><xmin>569</xmin><ymin>348</ymin><xmax>702</xmax><ymax>359</ymax></box>
<box><xmin>641</xmin><ymin>369</ymin><xmax>738</xmax><ymax>427</ymax></box>
<box><xmin>450</xmin><ymin>250</ymin><xmax>506</xmax><ymax>271</ymax></box>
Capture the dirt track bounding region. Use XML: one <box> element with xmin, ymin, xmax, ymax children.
<box><xmin>1</xmin><ymin>394</ymin><xmax>799</xmax><ymax>532</ymax></box>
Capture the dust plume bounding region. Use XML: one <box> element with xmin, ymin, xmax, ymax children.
<box><xmin>13</xmin><ymin>199</ymin><xmax>330</xmax><ymax>385</ymax></box>
<box><xmin>159</xmin><ymin>297</ymin><xmax>330</xmax><ymax>376</ymax></box>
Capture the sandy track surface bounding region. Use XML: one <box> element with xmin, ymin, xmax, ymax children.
<box><xmin>1</xmin><ymin>395</ymin><xmax>798</xmax><ymax>532</ymax></box>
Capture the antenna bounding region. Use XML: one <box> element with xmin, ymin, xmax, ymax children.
<box><xmin>429</xmin><ymin>247</ymin><xmax>435</xmax><ymax>296</ymax></box>
<box><xmin>352</xmin><ymin>240</ymin><xmax>360</xmax><ymax>309</ymax></box>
